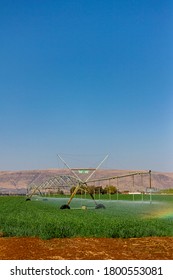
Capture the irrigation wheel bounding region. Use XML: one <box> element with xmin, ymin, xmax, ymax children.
<box><xmin>95</xmin><ymin>203</ymin><xmax>106</xmax><ymax>209</ymax></box>
<box><xmin>60</xmin><ymin>204</ymin><xmax>70</xmax><ymax>209</ymax></box>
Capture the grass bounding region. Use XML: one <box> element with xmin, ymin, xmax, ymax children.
<box><xmin>0</xmin><ymin>195</ymin><xmax>173</xmax><ymax>239</ymax></box>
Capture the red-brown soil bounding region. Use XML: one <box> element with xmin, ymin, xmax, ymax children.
<box><xmin>0</xmin><ymin>237</ymin><xmax>173</xmax><ymax>260</ymax></box>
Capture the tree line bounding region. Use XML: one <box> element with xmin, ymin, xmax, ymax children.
<box><xmin>70</xmin><ymin>185</ymin><xmax>119</xmax><ymax>195</ymax></box>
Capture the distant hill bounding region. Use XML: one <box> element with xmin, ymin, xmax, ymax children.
<box><xmin>0</xmin><ymin>169</ymin><xmax>173</xmax><ymax>195</ymax></box>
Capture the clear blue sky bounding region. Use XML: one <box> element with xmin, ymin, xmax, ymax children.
<box><xmin>0</xmin><ymin>0</ymin><xmax>172</xmax><ymax>172</ymax></box>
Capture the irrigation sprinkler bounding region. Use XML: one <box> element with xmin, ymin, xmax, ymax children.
<box><xmin>141</xmin><ymin>174</ymin><xmax>144</xmax><ymax>202</ymax></box>
<box><xmin>132</xmin><ymin>175</ymin><xmax>135</xmax><ymax>201</ymax></box>
<box><xmin>98</xmin><ymin>187</ymin><xmax>101</xmax><ymax>200</ymax></box>
<box><xmin>26</xmin><ymin>154</ymin><xmax>152</xmax><ymax>209</ymax></box>
<box><xmin>149</xmin><ymin>170</ymin><xmax>152</xmax><ymax>204</ymax></box>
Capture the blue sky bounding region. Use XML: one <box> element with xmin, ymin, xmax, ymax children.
<box><xmin>0</xmin><ymin>0</ymin><xmax>172</xmax><ymax>172</ymax></box>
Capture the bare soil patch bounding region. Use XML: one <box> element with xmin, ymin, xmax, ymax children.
<box><xmin>0</xmin><ymin>237</ymin><xmax>173</xmax><ymax>260</ymax></box>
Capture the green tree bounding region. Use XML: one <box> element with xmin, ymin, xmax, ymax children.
<box><xmin>103</xmin><ymin>185</ymin><xmax>117</xmax><ymax>194</ymax></box>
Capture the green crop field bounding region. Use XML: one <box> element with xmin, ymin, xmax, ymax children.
<box><xmin>0</xmin><ymin>195</ymin><xmax>173</xmax><ymax>239</ymax></box>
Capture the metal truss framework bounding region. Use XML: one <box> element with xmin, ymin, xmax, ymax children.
<box><xmin>26</xmin><ymin>170</ymin><xmax>152</xmax><ymax>209</ymax></box>
<box><xmin>26</xmin><ymin>175</ymin><xmax>79</xmax><ymax>198</ymax></box>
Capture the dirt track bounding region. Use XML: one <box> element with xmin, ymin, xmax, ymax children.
<box><xmin>0</xmin><ymin>237</ymin><xmax>173</xmax><ymax>260</ymax></box>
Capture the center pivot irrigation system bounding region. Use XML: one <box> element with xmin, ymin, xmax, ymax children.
<box><xmin>26</xmin><ymin>154</ymin><xmax>152</xmax><ymax>209</ymax></box>
<box><xmin>57</xmin><ymin>154</ymin><xmax>152</xmax><ymax>210</ymax></box>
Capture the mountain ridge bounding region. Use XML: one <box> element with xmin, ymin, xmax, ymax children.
<box><xmin>0</xmin><ymin>168</ymin><xmax>173</xmax><ymax>195</ymax></box>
